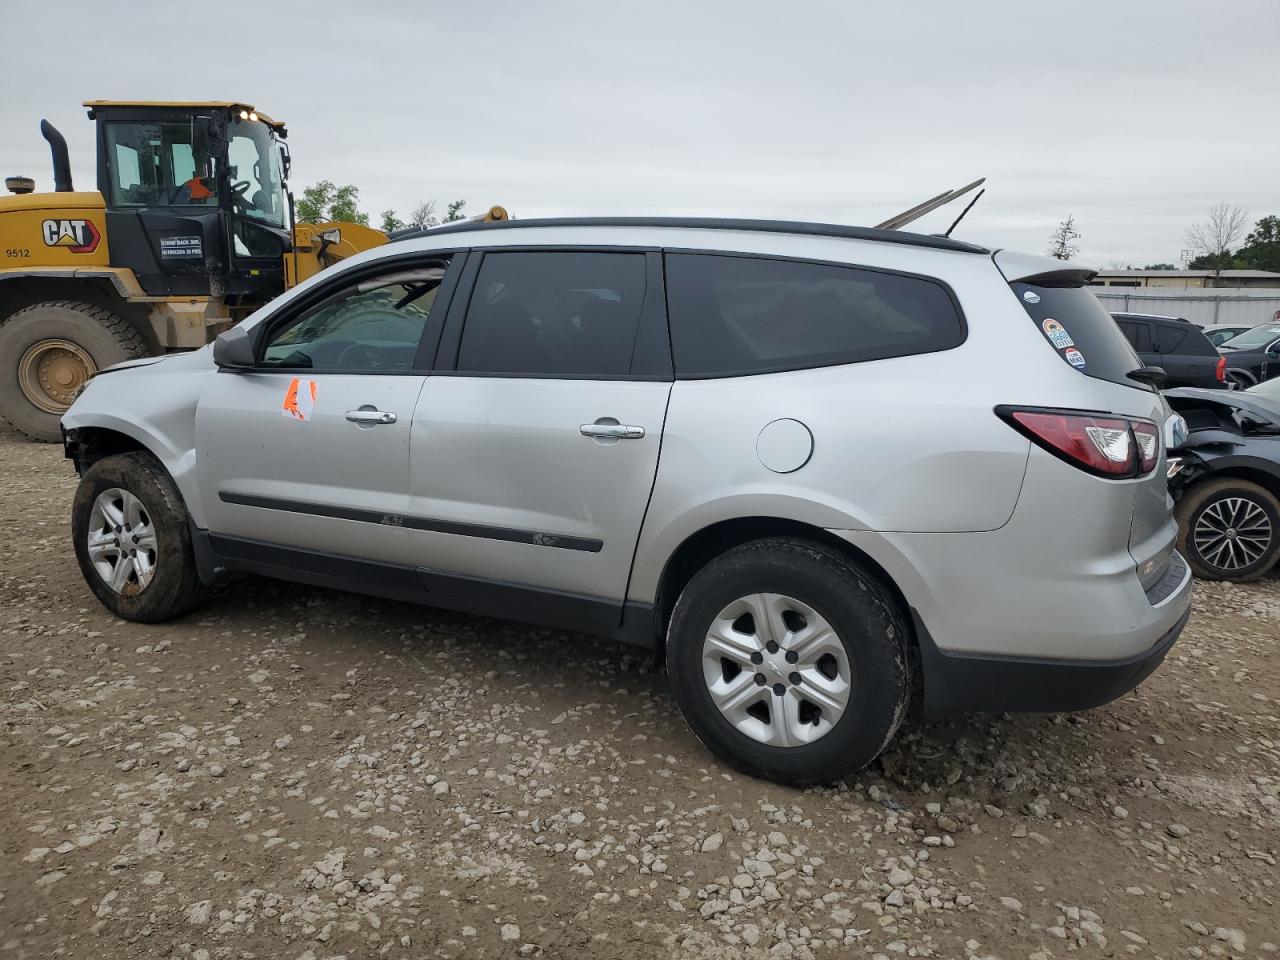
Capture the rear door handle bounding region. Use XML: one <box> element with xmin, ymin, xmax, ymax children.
<box><xmin>345</xmin><ymin>408</ymin><xmax>397</xmax><ymax>425</ymax></box>
<box><xmin>580</xmin><ymin>421</ymin><xmax>645</xmax><ymax>440</ymax></box>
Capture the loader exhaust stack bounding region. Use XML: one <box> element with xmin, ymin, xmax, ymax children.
<box><xmin>40</xmin><ymin>120</ymin><xmax>73</xmax><ymax>192</ymax></box>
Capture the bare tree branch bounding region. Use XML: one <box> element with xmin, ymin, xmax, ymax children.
<box><xmin>408</xmin><ymin>201</ymin><xmax>438</xmax><ymax>230</ymax></box>
<box><xmin>1184</xmin><ymin>203</ymin><xmax>1248</xmax><ymax>277</ymax></box>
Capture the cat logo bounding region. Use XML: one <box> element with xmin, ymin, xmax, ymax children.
<box><xmin>41</xmin><ymin>218</ymin><xmax>101</xmax><ymax>254</ymax></box>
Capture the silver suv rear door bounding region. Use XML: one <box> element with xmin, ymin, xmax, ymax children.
<box><xmin>406</xmin><ymin>250</ymin><xmax>671</xmax><ymax>614</ymax></box>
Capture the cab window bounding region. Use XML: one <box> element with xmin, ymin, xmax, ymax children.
<box><xmin>105</xmin><ymin>121</ymin><xmax>217</xmax><ymax>207</ymax></box>
<box><xmin>260</xmin><ymin>260</ymin><xmax>450</xmax><ymax>371</ymax></box>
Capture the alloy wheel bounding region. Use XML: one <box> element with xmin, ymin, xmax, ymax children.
<box><xmin>701</xmin><ymin>593</ymin><xmax>851</xmax><ymax>746</ymax></box>
<box><xmin>87</xmin><ymin>488</ymin><xmax>159</xmax><ymax>595</ymax></box>
<box><xmin>1192</xmin><ymin>495</ymin><xmax>1273</xmax><ymax>572</ymax></box>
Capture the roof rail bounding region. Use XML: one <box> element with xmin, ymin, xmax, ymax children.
<box><xmin>391</xmin><ymin>217</ymin><xmax>990</xmax><ymax>254</ymax></box>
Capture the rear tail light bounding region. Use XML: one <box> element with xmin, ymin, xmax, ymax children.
<box><xmin>1131</xmin><ymin>420</ymin><xmax>1160</xmax><ymax>473</ymax></box>
<box><xmin>997</xmin><ymin>406</ymin><xmax>1161</xmax><ymax>478</ymax></box>
<box><xmin>1216</xmin><ymin>356</ymin><xmax>1226</xmax><ymax>382</ymax></box>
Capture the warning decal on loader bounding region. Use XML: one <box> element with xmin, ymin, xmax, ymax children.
<box><xmin>282</xmin><ymin>378</ymin><xmax>317</xmax><ymax>421</ymax></box>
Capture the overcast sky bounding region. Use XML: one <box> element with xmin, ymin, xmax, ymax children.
<box><xmin>3</xmin><ymin>0</ymin><xmax>1277</xmax><ymax>266</ymax></box>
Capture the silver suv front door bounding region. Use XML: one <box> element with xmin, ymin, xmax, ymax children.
<box><xmin>194</xmin><ymin>257</ymin><xmax>457</xmax><ymax>566</ymax></box>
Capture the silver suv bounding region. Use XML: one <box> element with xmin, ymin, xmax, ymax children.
<box><xmin>62</xmin><ymin>217</ymin><xmax>1193</xmax><ymax>785</ymax></box>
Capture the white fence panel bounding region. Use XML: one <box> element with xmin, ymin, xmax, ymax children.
<box><xmin>1093</xmin><ymin>288</ymin><xmax>1280</xmax><ymax>327</ymax></box>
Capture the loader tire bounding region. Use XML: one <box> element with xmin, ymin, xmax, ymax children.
<box><xmin>0</xmin><ymin>300</ymin><xmax>148</xmax><ymax>442</ymax></box>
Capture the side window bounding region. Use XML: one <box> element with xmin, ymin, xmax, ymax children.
<box><xmin>260</xmin><ymin>260</ymin><xmax>449</xmax><ymax>371</ymax></box>
<box><xmin>665</xmin><ymin>253</ymin><xmax>965</xmax><ymax>377</ymax></box>
<box><xmin>1116</xmin><ymin>320</ymin><xmax>1147</xmax><ymax>351</ymax></box>
<box><xmin>104</xmin><ymin>121</ymin><xmax>217</xmax><ymax>207</ymax></box>
<box><xmin>456</xmin><ymin>252</ymin><xmax>647</xmax><ymax>377</ymax></box>
<box><xmin>1159</xmin><ymin>325</ymin><xmax>1187</xmax><ymax>353</ymax></box>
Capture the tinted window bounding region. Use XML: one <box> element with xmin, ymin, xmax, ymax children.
<box><xmin>665</xmin><ymin>254</ymin><xmax>964</xmax><ymax>377</ymax></box>
<box><xmin>1015</xmin><ymin>285</ymin><xmax>1145</xmax><ymax>389</ymax></box>
<box><xmin>1116</xmin><ymin>320</ymin><xmax>1149</xmax><ymax>351</ymax></box>
<box><xmin>1164</xmin><ymin>324</ymin><xmax>1218</xmax><ymax>357</ymax></box>
<box><xmin>1157</xmin><ymin>324</ymin><xmax>1188</xmax><ymax>353</ymax></box>
<box><xmin>457</xmin><ymin>252</ymin><xmax>647</xmax><ymax>377</ymax></box>
<box><xmin>261</xmin><ymin>262</ymin><xmax>448</xmax><ymax>371</ymax></box>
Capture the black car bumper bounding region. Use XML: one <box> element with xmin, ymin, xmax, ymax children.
<box><xmin>914</xmin><ymin>603</ymin><xmax>1191</xmax><ymax>717</ymax></box>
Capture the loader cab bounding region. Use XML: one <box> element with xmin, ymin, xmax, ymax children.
<box><xmin>87</xmin><ymin>101</ymin><xmax>292</xmax><ymax>304</ymax></box>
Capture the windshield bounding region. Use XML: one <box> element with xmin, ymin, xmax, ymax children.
<box><xmin>227</xmin><ymin>117</ymin><xmax>286</xmax><ymax>227</ymax></box>
<box><xmin>1220</xmin><ymin>324</ymin><xmax>1280</xmax><ymax>350</ymax></box>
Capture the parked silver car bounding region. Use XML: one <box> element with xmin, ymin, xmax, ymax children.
<box><xmin>61</xmin><ymin>217</ymin><xmax>1193</xmax><ymax>784</ymax></box>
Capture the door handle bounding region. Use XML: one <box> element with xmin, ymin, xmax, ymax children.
<box><xmin>580</xmin><ymin>421</ymin><xmax>644</xmax><ymax>440</ymax></box>
<box><xmin>345</xmin><ymin>408</ymin><xmax>397</xmax><ymax>425</ymax></box>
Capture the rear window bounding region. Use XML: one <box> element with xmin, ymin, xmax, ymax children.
<box><xmin>1012</xmin><ymin>283</ymin><xmax>1147</xmax><ymax>389</ymax></box>
<box><xmin>666</xmin><ymin>253</ymin><xmax>965</xmax><ymax>378</ymax></box>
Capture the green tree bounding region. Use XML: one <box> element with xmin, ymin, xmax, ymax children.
<box><xmin>380</xmin><ymin>210</ymin><xmax>405</xmax><ymax>233</ymax></box>
<box><xmin>444</xmin><ymin>199</ymin><xmax>467</xmax><ymax>222</ymax></box>
<box><xmin>1142</xmin><ymin>263</ymin><xmax>1177</xmax><ymax>270</ymax></box>
<box><xmin>295</xmin><ymin>180</ymin><xmax>370</xmax><ymax>226</ymax></box>
<box><xmin>1235</xmin><ymin>215</ymin><xmax>1280</xmax><ymax>273</ymax></box>
<box><xmin>1047</xmin><ymin>215</ymin><xmax>1081</xmax><ymax>260</ymax></box>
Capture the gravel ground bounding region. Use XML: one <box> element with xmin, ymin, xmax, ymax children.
<box><xmin>2</xmin><ymin>425</ymin><xmax>1277</xmax><ymax>960</ymax></box>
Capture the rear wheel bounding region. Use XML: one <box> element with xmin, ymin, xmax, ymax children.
<box><xmin>0</xmin><ymin>300</ymin><xmax>147</xmax><ymax>441</ymax></box>
<box><xmin>665</xmin><ymin>539</ymin><xmax>911</xmax><ymax>786</ymax></box>
<box><xmin>71</xmin><ymin>452</ymin><xmax>207</xmax><ymax>621</ymax></box>
<box><xmin>1176</xmin><ymin>477</ymin><xmax>1280</xmax><ymax>582</ymax></box>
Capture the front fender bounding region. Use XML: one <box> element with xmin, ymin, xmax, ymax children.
<box><xmin>62</xmin><ymin>354</ymin><xmax>211</xmax><ymax>526</ymax></box>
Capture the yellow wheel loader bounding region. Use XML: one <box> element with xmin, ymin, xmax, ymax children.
<box><xmin>0</xmin><ymin>101</ymin><xmax>506</xmax><ymax>440</ymax></box>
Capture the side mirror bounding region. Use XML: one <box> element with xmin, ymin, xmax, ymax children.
<box><xmin>213</xmin><ymin>326</ymin><xmax>256</xmax><ymax>369</ymax></box>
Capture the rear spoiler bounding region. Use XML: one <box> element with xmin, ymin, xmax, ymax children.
<box><xmin>993</xmin><ymin>249</ymin><xmax>1098</xmax><ymax>286</ymax></box>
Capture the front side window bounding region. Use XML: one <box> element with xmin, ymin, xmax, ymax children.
<box><xmin>106</xmin><ymin>121</ymin><xmax>217</xmax><ymax>207</ymax></box>
<box><xmin>457</xmin><ymin>252</ymin><xmax>648</xmax><ymax>377</ymax></box>
<box><xmin>261</xmin><ymin>261</ymin><xmax>449</xmax><ymax>371</ymax></box>
<box><xmin>665</xmin><ymin>253</ymin><xmax>965</xmax><ymax>378</ymax></box>
<box><xmin>227</xmin><ymin>118</ymin><xmax>286</xmax><ymax>227</ymax></box>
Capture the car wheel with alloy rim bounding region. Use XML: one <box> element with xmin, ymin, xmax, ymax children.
<box><xmin>1176</xmin><ymin>477</ymin><xmax>1280</xmax><ymax>582</ymax></box>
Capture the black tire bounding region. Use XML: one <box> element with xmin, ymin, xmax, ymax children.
<box><xmin>0</xmin><ymin>300</ymin><xmax>147</xmax><ymax>442</ymax></box>
<box><xmin>1176</xmin><ymin>477</ymin><xmax>1280</xmax><ymax>582</ymax></box>
<box><xmin>71</xmin><ymin>452</ymin><xmax>208</xmax><ymax>622</ymax></box>
<box><xmin>665</xmin><ymin>538</ymin><xmax>911</xmax><ymax>786</ymax></box>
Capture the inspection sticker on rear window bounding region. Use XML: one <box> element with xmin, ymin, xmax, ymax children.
<box><xmin>1064</xmin><ymin>347</ymin><xmax>1087</xmax><ymax>370</ymax></box>
<box><xmin>282</xmin><ymin>378</ymin><xmax>317</xmax><ymax>421</ymax></box>
<box><xmin>1042</xmin><ymin>318</ymin><xmax>1075</xmax><ymax>349</ymax></box>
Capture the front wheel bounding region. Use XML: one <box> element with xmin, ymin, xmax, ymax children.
<box><xmin>1176</xmin><ymin>478</ymin><xmax>1280</xmax><ymax>582</ymax></box>
<box><xmin>71</xmin><ymin>452</ymin><xmax>208</xmax><ymax>621</ymax></box>
<box><xmin>665</xmin><ymin>539</ymin><xmax>911</xmax><ymax>786</ymax></box>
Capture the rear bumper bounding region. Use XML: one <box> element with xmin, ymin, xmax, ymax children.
<box><xmin>913</xmin><ymin>600</ymin><xmax>1190</xmax><ymax>717</ymax></box>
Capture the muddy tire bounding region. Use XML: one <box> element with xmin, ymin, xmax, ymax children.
<box><xmin>0</xmin><ymin>300</ymin><xmax>147</xmax><ymax>442</ymax></box>
<box><xmin>1176</xmin><ymin>477</ymin><xmax>1280</xmax><ymax>582</ymax></box>
<box><xmin>665</xmin><ymin>538</ymin><xmax>911</xmax><ymax>786</ymax></box>
<box><xmin>71</xmin><ymin>452</ymin><xmax>207</xmax><ymax>622</ymax></box>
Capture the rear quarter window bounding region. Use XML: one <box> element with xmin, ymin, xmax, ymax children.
<box><xmin>1013</xmin><ymin>283</ymin><xmax>1147</xmax><ymax>390</ymax></box>
<box><xmin>665</xmin><ymin>253</ymin><xmax>965</xmax><ymax>378</ymax></box>
<box><xmin>1172</xmin><ymin>326</ymin><xmax>1221</xmax><ymax>357</ymax></box>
